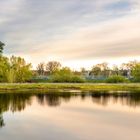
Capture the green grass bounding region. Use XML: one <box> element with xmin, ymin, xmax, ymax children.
<box><xmin>0</xmin><ymin>83</ymin><xmax>140</xmax><ymax>92</ymax></box>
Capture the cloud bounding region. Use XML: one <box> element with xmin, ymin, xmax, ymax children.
<box><xmin>0</xmin><ymin>0</ymin><xmax>24</xmax><ymax>25</ymax></box>
<box><xmin>0</xmin><ymin>0</ymin><xmax>140</xmax><ymax>69</ymax></box>
<box><xmin>28</xmin><ymin>12</ymin><xmax>140</xmax><ymax>60</ymax></box>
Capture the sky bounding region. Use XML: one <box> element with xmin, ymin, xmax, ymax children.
<box><xmin>0</xmin><ymin>0</ymin><xmax>140</xmax><ymax>70</ymax></box>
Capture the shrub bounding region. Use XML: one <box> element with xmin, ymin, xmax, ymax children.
<box><xmin>70</xmin><ymin>75</ymin><xmax>85</xmax><ymax>83</ymax></box>
<box><xmin>50</xmin><ymin>74</ymin><xmax>85</xmax><ymax>83</ymax></box>
<box><xmin>106</xmin><ymin>75</ymin><xmax>129</xmax><ymax>83</ymax></box>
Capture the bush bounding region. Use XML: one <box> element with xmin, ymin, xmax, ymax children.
<box><xmin>70</xmin><ymin>75</ymin><xmax>85</xmax><ymax>83</ymax></box>
<box><xmin>106</xmin><ymin>75</ymin><xmax>129</xmax><ymax>83</ymax></box>
<box><xmin>50</xmin><ymin>74</ymin><xmax>85</xmax><ymax>83</ymax></box>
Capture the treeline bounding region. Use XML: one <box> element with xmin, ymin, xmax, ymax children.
<box><xmin>35</xmin><ymin>62</ymin><xmax>85</xmax><ymax>83</ymax></box>
<box><xmin>35</xmin><ymin>61</ymin><xmax>140</xmax><ymax>83</ymax></box>
<box><xmin>0</xmin><ymin>41</ymin><xmax>140</xmax><ymax>83</ymax></box>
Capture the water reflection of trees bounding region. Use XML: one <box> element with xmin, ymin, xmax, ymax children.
<box><xmin>35</xmin><ymin>92</ymin><xmax>140</xmax><ymax>108</ymax></box>
<box><xmin>0</xmin><ymin>91</ymin><xmax>140</xmax><ymax>128</ymax></box>
<box><xmin>0</xmin><ymin>94</ymin><xmax>32</xmax><ymax>128</ymax></box>
<box><xmin>36</xmin><ymin>93</ymin><xmax>72</xmax><ymax>106</ymax></box>
<box><xmin>0</xmin><ymin>114</ymin><xmax>5</xmax><ymax>128</ymax></box>
<box><xmin>89</xmin><ymin>91</ymin><xmax>140</xmax><ymax>107</ymax></box>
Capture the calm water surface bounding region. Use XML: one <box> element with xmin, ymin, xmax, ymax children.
<box><xmin>0</xmin><ymin>91</ymin><xmax>140</xmax><ymax>140</ymax></box>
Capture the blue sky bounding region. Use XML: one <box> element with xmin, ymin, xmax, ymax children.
<box><xmin>0</xmin><ymin>0</ymin><xmax>140</xmax><ymax>69</ymax></box>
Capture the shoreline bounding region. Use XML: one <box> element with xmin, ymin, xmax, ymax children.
<box><xmin>0</xmin><ymin>83</ymin><xmax>140</xmax><ymax>92</ymax></box>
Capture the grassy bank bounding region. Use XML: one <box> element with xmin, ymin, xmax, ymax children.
<box><xmin>0</xmin><ymin>83</ymin><xmax>140</xmax><ymax>92</ymax></box>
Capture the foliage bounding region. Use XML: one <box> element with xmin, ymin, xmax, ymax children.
<box><xmin>0</xmin><ymin>56</ymin><xmax>10</xmax><ymax>82</ymax></box>
<box><xmin>50</xmin><ymin>75</ymin><xmax>85</xmax><ymax>83</ymax></box>
<box><xmin>6</xmin><ymin>69</ymin><xmax>16</xmax><ymax>83</ymax></box>
<box><xmin>36</xmin><ymin>62</ymin><xmax>45</xmax><ymax>75</ymax></box>
<box><xmin>9</xmin><ymin>56</ymin><xmax>32</xmax><ymax>83</ymax></box>
<box><xmin>46</xmin><ymin>61</ymin><xmax>61</xmax><ymax>74</ymax></box>
<box><xmin>0</xmin><ymin>55</ymin><xmax>32</xmax><ymax>83</ymax></box>
<box><xmin>50</xmin><ymin>67</ymin><xmax>85</xmax><ymax>83</ymax></box>
<box><xmin>121</xmin><ymin>61</ymin><xmax>137</xmax><ymax>70</ymax></box>
<box><xmin>106</xmin><ymin>75</ymin><xmax>129</xmax><ymax>83</ymax></box>
<box><xmin>91</xmin><ymin>66</ymin><xmax>101</xmax><ymax>77</ymax></box>
<box><xmin>91</xmin><ymin>63</ymin><xmax>109</xmax><ymax>77</ymax></box>
<box><xmin>132</xmin><ymin>63</ymin><xmax>140</xmax><ymax>82</ymax></box>
<box><xmin>70</xmin><ymin>76</ymin><xmax>85</xmax><ymax>83</ymax></box>
<box><xmin>1</xmin><ymin>41</ymin><xmax>140</xmax><ymax>84</ymax></box>
<box><xmin>0</xmin><ymin>41</ymin><xmax>4</xmax><ymax>54</ymax></box>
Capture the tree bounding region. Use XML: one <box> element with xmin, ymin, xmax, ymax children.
<box><xmin>112</xmin><ymin>65</ymin><xmax>118</xmax><ymax>75</ymax></box>
<box><xmin>0</xmin><ymin>41</ymin><xmax>33</xmax><ymax>83</ymax></box>
<box><xmin>97</xmin><ymin>62</ymin><xmax>109</xmax><ymax>71</ymax></box>
<box><xmin>121</xmin><ymin>61</ymin><xmax>137</xmax><ymax>70</ymax></box>
<box><xmin>81</xmin><ymin>67</ymin><xmax>86</xmax><ymax>74</ymax></box>
<box><xmin>46</xmin><ymin>61</ymin><xmax>61</xmax><ymax>74</ymax></box>
<box><xmin>36</xmin><ymin>62</ymin><xmax>45</xmax><ymax>75</ymax></box>
<box><xmin>0</xmin><ymin>41</ymin><xmax>4</xmax><ymax>54</ymax></box>
<box><xmin>50</xmin><ymin>67</ymin><xmax>85</xmax><ymax>83</ymax></box>
<box><xmin>120</xmin><ymin>61</ymin><xmax>137</xmax><ymax>77</ymax></box>
<box><xmin>0</xmin><ymin>56</ymin><xmax>33</xmax><ymax>83</ymax></box>
<box><xmin>91</xmin><ymin>62</ymin><xmax>109</xmax><ymax>78</ymax></box>
<box><xmin>59</xmin><ymin>67</ymin><xmax>72</xmax><ymax>75</ymax></box>
<box><xmin>0</xmin><ymin>56</ymin><xmax>10</xmax><ymax>82</ymax></box>
<box><xmin>98</xmin><ymin>62</ymin><xmax>109</xmax><ymax>77</ymax></box>
<box><xmin>132</xmin><ymin>63</ymin><xmax>140</xmax><ymax>82</ymax></box>
<box><xmin>9</xmin><ymin>56</ymin><xmax>32</xmax><ymax>83</ymax></box>
<box><xmin>91</xmin><ymin>66</ymin><xmax>101</xmax><ymax>77</ymax></box>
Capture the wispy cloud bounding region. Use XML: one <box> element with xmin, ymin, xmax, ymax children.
<box><xmin>0</xmin><ymin>0</ymin><xmax>140</xmax><ymax>69</ymax></box>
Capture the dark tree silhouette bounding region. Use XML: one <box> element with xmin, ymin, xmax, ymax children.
<box><xmin>0</xmin><ymin>41</ymin><xmax>4</xmax><ymax>54</ymax></box>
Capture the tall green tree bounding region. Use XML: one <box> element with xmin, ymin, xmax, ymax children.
<box><xmin>132</xmin><ymin>63</ymin><xmax>140</xmax><ymax>82</ymax></box>
<box><xmin>9</xmin><ymin>56</ymin><xmax>32</xmax><ymax>83</ymax></box>
<box><xmin>0</xmin><ymin>56</ymin><xmax>10</xmax><ymax>82</ymax></box>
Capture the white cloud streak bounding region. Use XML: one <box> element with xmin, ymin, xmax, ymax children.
<box><xmin>0</xmin><ymin>0</ymin><xmax>140</xmax><ymax>69</ymax></box>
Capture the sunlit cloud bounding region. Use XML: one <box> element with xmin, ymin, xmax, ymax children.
<box><xmin>0</xmin><ymin>0</ymin><xmax>140</xmax><ymax>69</ymax></box>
